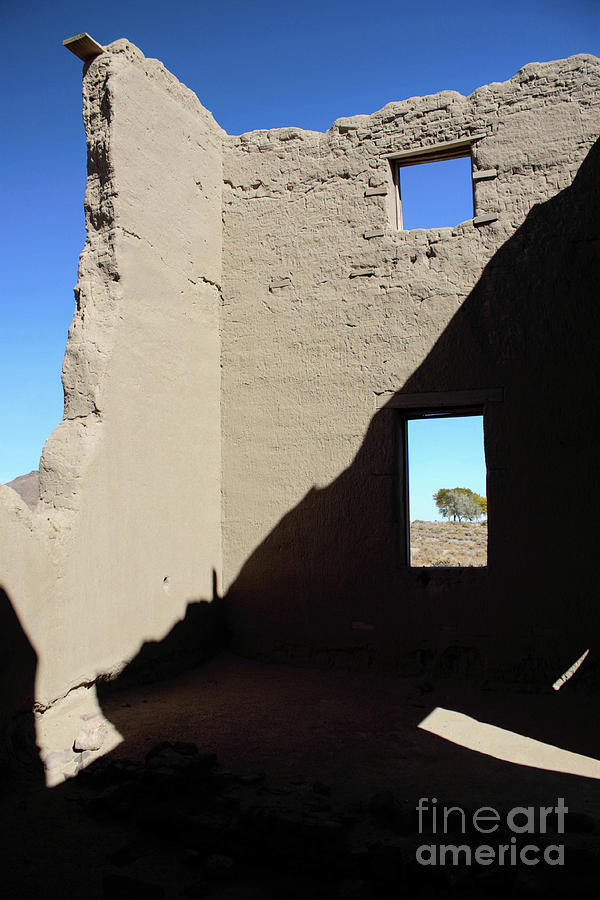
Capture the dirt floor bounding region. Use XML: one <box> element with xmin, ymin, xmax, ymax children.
<box><xmin>3</xmin><ymin>653</ymin><xmax>600</xmax><ymax>898</ymax></box>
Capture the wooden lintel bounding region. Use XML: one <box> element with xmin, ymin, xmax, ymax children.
<box><xmin>381</xmin><ymin>133</ymin><xmax>487</xmax><ymax>162</ymax></box>
<box><xmin>63</xmin><ymin>33</ymin><xmax>104</xmax><ymax>61</ymax></box>
<box><xmin>375</xmin><ymin>388</ymin><xmax>503</xmax><ymax>410</ymax></box>
<box><xmin>473</xmin><ymin>214</ymin><xmax>499</xmax><ymax>226</ymax></box>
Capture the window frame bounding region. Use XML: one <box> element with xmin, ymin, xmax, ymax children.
<box><xmin>384</xmin><ymin>136</ymin><xmax>484</xmax><ymax>231</ymax></box>
<box><xmin>384</xmin><ymin>388</ymin><xmax>502</xmax><ymax>568</ymax></box>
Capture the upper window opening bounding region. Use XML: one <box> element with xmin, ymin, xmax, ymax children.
<box><xmin>394</xmin><ymin>152</ymin><xmax>473</xmax><ymax>230</ymax></box>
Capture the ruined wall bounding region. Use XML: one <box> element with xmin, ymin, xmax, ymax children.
<box><xmin>0</xmin><ymin>489</ymin><xmax>54</xmax><ymax>780</ymax></box>
<box><xmin>221</xmin><ymin>55</ymin><xmax>600</xmax><ymax>679</ymax></box>
<box><xmin>2</xmin><ymin>46</ymin><xmax>599</xmax><ymax>771</ymax></box>
<box><xmin>39</xmin><ymin>39</ymin><xmax>224</xmax><ymax>700</ymax></box>
<box><xmin>1</xmin><ymin>39</ymin><xmax>224</xmax><ymax>776</ymax></box>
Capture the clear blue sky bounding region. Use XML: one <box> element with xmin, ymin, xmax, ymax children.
<box><xmin>400</xmin><ymin>157</ymin><xmax>474</xmax><ymax>230</ymax></box>
<box><xmin>1</xmin><ymin>0</ymin><xmax>598</xmax><ymax>490</ymax></box>
<box><xmin>408</xmin><ymin>416</ymin><xmax>486</xmax><ymax>521</ymax></box>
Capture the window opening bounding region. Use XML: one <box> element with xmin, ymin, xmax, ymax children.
<box><xmin>394</xmin><ymin>152</ymin><xmax>473</xmax><ymax>230</ymax></box>
<box><xmin>396</xmin><ymin>410</ymin><xmax>487</xmax><ymax>567</ymax></box>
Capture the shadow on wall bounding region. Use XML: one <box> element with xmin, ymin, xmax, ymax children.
<box><xmin>0</xmin><ymin>585</ymin><xmax>227</xmax><ymax>787</ymax></box>
<box><xmin>0</xmin><ymin>585</ymin><xmax>44</xmax><ymax>789</ymax></box>
<box><xmin>97</xmin><ymin>577</ymin><xmax>229</xmax><ymax>697</ymax></box>
<box><xmin>223</xmin><ymin>137</ymin><xmax>600</xmax><ymax>685</ymax></box>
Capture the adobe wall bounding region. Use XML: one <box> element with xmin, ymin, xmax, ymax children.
<box><xmin>1</xmin><ymin>40</ymin><xmax>224</xmax><ymax>778</ymax></box>
<box><xmin>39</xmin><ymin>40</ymin><xmax>224</xmax><ymax>699</ymax></box>
<box><xmin>221</xmin><ymin>55</ymin><xmax>600</xmax><ymax>679</ymax></box>
<box><xmin>1</xmin><ymin>45</ymin><xmax>598</xmax><ymax>781</ymax></box>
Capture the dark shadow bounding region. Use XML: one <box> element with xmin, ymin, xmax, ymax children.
<box><xmin>0</xmin><ymin>585</ymin><xmax>44</xmax><ymax>790</ymax></box>
<box><xmin>98</xmin><ymin>593</ymin><xmax>229</xmax><ymax>697</ymax></box>
<box><xmin>2</xmin><ymin>590</ymin><xmax>230</xmax><ymax>899</ymax></box>
<box><xmin>224</xmin><ymin>138</ymin><xmax>600</xmax><ymax>695</ymax></box>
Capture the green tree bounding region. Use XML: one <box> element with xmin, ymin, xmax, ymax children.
<box><xmin>433</xmin><ymin>487</ymin><xmax>486</xmax><ymax>522</ymax></box>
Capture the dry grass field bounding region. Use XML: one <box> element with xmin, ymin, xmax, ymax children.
<box><xmin>410</xmin><ymin>519</ymin><xmax>487</xmax><ymax>567</ymax></box>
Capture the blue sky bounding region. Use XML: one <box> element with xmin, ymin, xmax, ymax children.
<box><xmin>408</xmin><ymin>416</ymin><xmax>486</xmax><ymax>521</ymax></box>
<box><xmin>1</xmin><ymin>1</ymin><xmax>598</xmax><ymax>499</ymax></box>
<box><xmin>400</xmin><ymin>157</ymin><xmax>474</xmax><ymax>230</ymax></box>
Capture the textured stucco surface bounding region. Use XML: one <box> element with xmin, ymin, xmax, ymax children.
<box><xmin>221</xmin><ymin>54</ymin><xmax>600</xmax><ymax>674</ymax></box>
<box><xmin>1</xmin><ymin>44</ymin><xmax>599</xmax><ymax>780</ymax></box>
<box><xmin>1</xmin><ymin>40</ymin><xmax>224</xmax><ymax>776</ymax></box>
<box><xmin>42</xmin><ymin>38</ymin><xmax>223</xmax><ymax>698</ymax></box>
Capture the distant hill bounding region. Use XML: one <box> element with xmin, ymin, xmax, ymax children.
<box><xmin>4</xmin><ymin>470</ymin><xmax>40</xmax><ymax>509</ymax></box>
<box><xmin>410</xmin><ymin>520</ymin><xmax>487</xmax><ymax>567</ymax></box>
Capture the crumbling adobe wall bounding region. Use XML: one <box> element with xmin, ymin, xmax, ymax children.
<box><xmin>1</xmin><ymin>45</ymin><xmax>599</xmax><ymax>775</ymax></box>
<box><xmin>41</xmin><ymin>39</ymin><xmax>224</xmax><ymax>697</ymax></box>
<box><xmin>1</xmin><ymin>39</ymin><xmax>224</xmax><ymax>775</ymax></box>
<box><xmin>221</xmin><ymin>54</ymin><xmax>600</xmax><ymax>678</ymax></box>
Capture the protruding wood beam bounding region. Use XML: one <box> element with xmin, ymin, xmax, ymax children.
<box><xmin>63</xmin><ymin>33</ymin><xmax>104</xmax><ymax>62</ymax></box>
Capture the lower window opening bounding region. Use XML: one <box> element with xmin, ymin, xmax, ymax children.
<box><xmin>401</xmin><ymin>412</ymin><xmax>487</xmax><ymax>568</ymax></box>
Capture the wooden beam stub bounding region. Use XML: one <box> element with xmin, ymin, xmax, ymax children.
<box><xmin>63</xmin><ymin>33</ymin><xmax>104</xmax><ymax>61</ymax></box>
